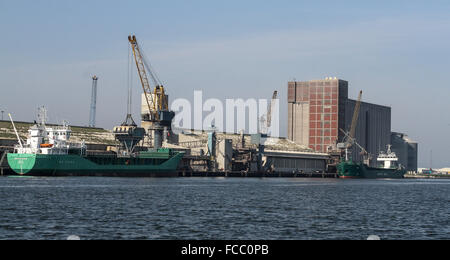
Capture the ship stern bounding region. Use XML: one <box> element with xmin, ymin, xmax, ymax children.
<box><xmin>7</xmin><ymin>153</ymin><xmax>37</xmax><ymax>175</ymax></box>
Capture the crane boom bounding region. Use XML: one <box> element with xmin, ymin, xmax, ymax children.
<box><xmin>340</xmin><ymin>129</ymin><xmax>368</xmax><ymax>155</ymax></box>
<box><xmin>267</xmin><ymin>91</ymin><xmax>278</xmax><ymax>128</ymax></box>
<box><xmin>128</xmin><ymin>36</ymin><xmax>154</xmax><ymax>117</ymax></box>
<box><xmin>128</xmin><ymin>35</ymin><xmax>168</xmax><ymax>121</ymax></box>
<box><xmin>127</xmin><ymin>35</ymin><xmax>175</xmax><ymax>149</ymax></box>
<box><xmin>348</xmin><ymin>90</ymin><xmax>362</xmax><ymax>148</ymax></box>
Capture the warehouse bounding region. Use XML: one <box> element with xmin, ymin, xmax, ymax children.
<box><xmin>263</xmin><ymin>150</ymin><xmax>328</xmax><ymax>174</ymax></box>
<box><xmin>288</xmin><ymin>78</ymin><xmax>392</xmax><ymax>166</ymax></box>
<box><xmin>391</xmin><ymin>132</ymin><xmax>418</xmax><ymax>173</ymax></box>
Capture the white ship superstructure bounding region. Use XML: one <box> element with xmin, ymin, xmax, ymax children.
<box><xmin>377</xmin><ymin>145</ymin><xmax>401</xmax><ymax>169</ymax></box>
<box><xmin>11</xmin><ymin>108</ymin><xmax>85</xmax><ymax>155</ymax></box>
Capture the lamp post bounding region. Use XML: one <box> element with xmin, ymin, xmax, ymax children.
<box><xmin>1</xmin><ymin>110</ymin><xmax>4</xmax><ymax>121</ymax></box>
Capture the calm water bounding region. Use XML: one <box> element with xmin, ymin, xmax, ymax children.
<box><xmin>0</xmin><ymin>177</ymin><xmax>448</xmax><ymax>240</ymax></box>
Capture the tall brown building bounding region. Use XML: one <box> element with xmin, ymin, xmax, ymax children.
<box><xmin>288</xmin><ymin>78</ymin><xmax>391</xmax><ymax>164</ymax></box>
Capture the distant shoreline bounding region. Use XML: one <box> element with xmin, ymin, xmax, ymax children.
<box><xmin>405</xmin><ymin>174</ymin><xmax>450</xmax><ymax>179</ymax></box>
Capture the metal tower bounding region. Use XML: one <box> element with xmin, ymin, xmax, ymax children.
<box><xmin>89</xmin><ymin>76</ymin><xmax>98</xmax><ymax>128</ymax></box>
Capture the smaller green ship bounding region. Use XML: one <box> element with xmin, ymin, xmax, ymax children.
<box><xmin>338</xmin><ymin>145</ymin><xmax>406</xmax><ymax>179</ymax></box>
<box><xmin>6</xmin><ymin>111</ymin><xmax>184</xmax><ymax>177</ymax></box>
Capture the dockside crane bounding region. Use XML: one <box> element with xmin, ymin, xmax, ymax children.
<box><xmin>128</xmin><ymin>35</ymin><xmax>169</xmax><ymax>121</ymax></box>
<box><xmin>128</xmin><ymin>35</ymin><xmax>174</xmax><ymax>149</ymax></box>
<box><xmin>348</xmin><ymin>90</ymin><xmax>362</xmax><ymax>149</ymax></box>
<box><xmin>267</xmin><ymin>91</ymin><xmax>278</xmax><ymax>131</ymax></box>
<box><xmin>260</xmin><ymin>91</ymin><xmax>278</xmax><ymax>136</ymax></box>
<box><xmin>337</xmin><ymin>90</ymin><xmax>363</xmax><ymax>161</ymax></box>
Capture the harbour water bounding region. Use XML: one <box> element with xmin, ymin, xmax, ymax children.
<box><xmin>0</xmin><ymin>177</ymin><xmax>448</xmax><ymax>240</ymax></box>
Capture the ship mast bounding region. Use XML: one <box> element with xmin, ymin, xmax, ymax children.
<box><xmin>8</xmin><ymin>113</ymin><xmax>23</xmax><ymax>148</ymax></box>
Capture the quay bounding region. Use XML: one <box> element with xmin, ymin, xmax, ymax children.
<box><xmin>0</xmin><ymin>146</ymin><xmax>14</xmax><ymax>176</ymax></box>
<box><xmin>405</xmin><ymin>174</ymin><xmax>450</xmax><ymax>179</ymax></box>
<box><xmin>178</xmin><ymin>171</ymin><xmax>338</xmax><ymax>178</ymax></box>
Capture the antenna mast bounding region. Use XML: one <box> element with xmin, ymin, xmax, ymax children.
<box><xmin>37</xmin><ymin>106</ymin><xmax>48</xmax><ymax>126</ymax></box>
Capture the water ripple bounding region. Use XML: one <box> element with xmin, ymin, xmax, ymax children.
<box><xmin>0</xmin><ymin>177</ymin><xmax>448</xmax><ymax>240</ymax></box>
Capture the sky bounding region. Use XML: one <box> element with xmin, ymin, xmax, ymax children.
<box><xmin>0</xmin><ymin>0</ymin><xmax>449</xmax><ymax>168</ymax></box>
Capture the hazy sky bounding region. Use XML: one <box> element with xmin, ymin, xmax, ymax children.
<box><xmin>1</xmin><ymin>0</ymin><xmax>449</xmax><ymax>168</ymax></box>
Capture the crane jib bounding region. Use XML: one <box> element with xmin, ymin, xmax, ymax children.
<box><xmin>128</xmin><ymin>35</ymin><xmax>171</xmax><ymax>121</ymax></box>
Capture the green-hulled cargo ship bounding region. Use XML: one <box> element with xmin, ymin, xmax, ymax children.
<box><xmin>338</xmin><ymin>145</ymin><xmax>406</xmax><ymax>179</ymax></box>
<box><xmin>7</xmin><ymin>149</ymin><xmax>184</xmax><ymax>177</ymax></box>
<box><xmin>6</xmin><ymin>114</ymin><xmax>184</xmax><ymax>177</ymax></box>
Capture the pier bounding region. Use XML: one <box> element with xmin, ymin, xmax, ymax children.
<box><xmin>405</xmin><ymin>173</ymin><xmax>450</xmax><ymax>179</ymax></box>
<box><xmin>178</xmin><ymin>170</ymin><xmax>338</xmax><ymax>178</ymax></box>
<box><xmin>0</xmin><ymin>146</ymin><xmax>13</xmax><ymax>176</ymax></box>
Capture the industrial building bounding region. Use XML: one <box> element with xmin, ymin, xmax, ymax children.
<box><xmin>0</xmin><ymin>34</ymin><xmax>419</xmax><ymax>177</ymax></box>
<box><xmin>391</xmin><ymin>132</ymin><xmax>418</xmax><ymax>173</ymax></box>
<box><xmin>288</xmin><ymin>78</ymin><xmax>392</xmax><ymax>166</ymax></box>
<box><xmin>164</xmin><ymin>129</ymin><xmax>330</xmax><ymax>175</ymax></box>
<box><xmin>345</xmin><ymin>99</ymin><xmax>391</xmax><ymax>164</ymax></box>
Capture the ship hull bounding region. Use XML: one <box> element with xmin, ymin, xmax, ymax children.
<box><xmin>338</xmin><ymin>161</ymin><xmax>406</xmax><ymax>179</ymax></box>
<box><xmin>361</xmin><ymin>165</ymin><xmax>406</xmax><ymax>179</ymax></box>
<box><xmin>7</xmin><ymin>152</ymin><xmax>184</xmax><ymax>177</ymax></box>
